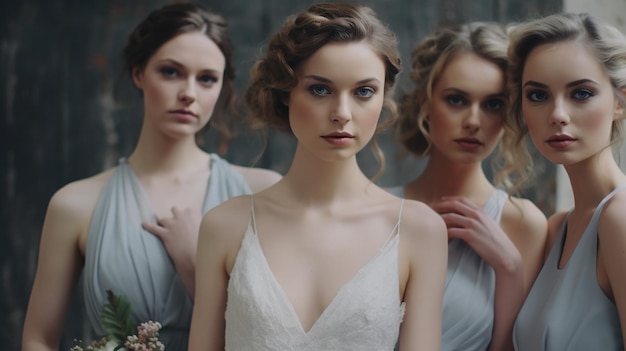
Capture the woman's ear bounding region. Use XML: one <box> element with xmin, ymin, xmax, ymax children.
<box><xmin>132</xmin><ymin>66</ymin><xmax>144</xmax><ymax>90</ymax></box>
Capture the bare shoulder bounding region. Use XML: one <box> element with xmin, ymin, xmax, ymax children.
<box><xmin>48</xmin><ymin>169</ymin><xmax>115</xmax><ymax>223</ymax></box>
<box><xmin>399</xmin><ymin>199</ymin><xmax>447</xmax><ymax>245</ymax></box>
<box><xmin>598</xmin><ymin>190</ymin><xmax>626</xmax><ymax>237</ymax></box>
<box><xmin>501</xmin><ymin>196</ymin><xmax>548</xmax><ymax>243</ymax></box>
<box><xmin>199</xmin><ymin>195</ymin><xmax>254</xmax><ymax>267</ymax></box>
<box><xmin>40</xmin><ymin>168</ymin><xmax>116</xmax><ymax>252</ymax></box>
<box><xmin>201</xmin><ymin>195</ymin><xmax>252</xmax><ymax>234</ymax></box>
<box><xmin>230</xmin><ymin>164</ymin><xmax>282</xmax><ymax>193</ymax></box>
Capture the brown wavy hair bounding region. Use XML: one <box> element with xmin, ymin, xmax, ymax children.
<box><xmin>244</xmin><ymin>2</ymin><xmax>401</xmax><ymax>179</ymax></box>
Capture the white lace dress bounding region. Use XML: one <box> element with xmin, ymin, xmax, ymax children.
<box><xmin>224</xmin><ymin>200</ymin><xmax>406</xmax><ymax>350</ymax></box>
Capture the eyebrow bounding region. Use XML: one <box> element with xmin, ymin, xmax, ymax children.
<box><xmin>441</xmin><ymin>87</ymin><xmax>507</xmax><ymax>99</ymax></box>
<box><xmin>157</xmin><ymin>58</ymin><xmax>222</xmax><ymax>73</ymax></box>
<box><xmin>523</xmin><ymin>79</ymin><xmax>599</xmax><ymax>89</ymax></box>
<box><xmin>303</xmin><ymin>74</ymin><xmax>381</xmax><ymax>85</ymax></box>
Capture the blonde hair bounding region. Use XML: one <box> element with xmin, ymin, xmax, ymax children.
<box><xmin>244</xmin><ymin>2</ymin><xmax>401</xmax><ymax>179</ymax></box>
<box><xmin>507</xmin><ymin>12</ymin><xmax>626</xmax><ymax>188</ymax></box>
<box><xmin>396</xmin><ymin>22</ymin><xmax>517</xmax><ymax>190</ymax></box>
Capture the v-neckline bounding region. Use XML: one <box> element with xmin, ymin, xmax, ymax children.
<box><xmin>555</xmin><ymin>185</ymin><xmax>626</xmax><ymax>271</ymax></box>
<box><xmin>122</xmin><ymin>156</ymin><xmax>213</xmax><ymax>217</ymax></box>
<box><xmin>247</xmin><ymin>221</ymin><xmax>399</xmax><ymax>335</ymax></box>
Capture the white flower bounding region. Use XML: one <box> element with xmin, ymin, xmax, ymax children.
<box><xmin>104</xmin><ymin>340</ymin><xmax>126</xmax><ymax>351</ymax></box>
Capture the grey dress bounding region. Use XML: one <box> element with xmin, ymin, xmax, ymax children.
<box><xmin>83</xmin><ymin>154</ymin><xmax>251</xmax><ymax>350</ymax></box>
<box><xmin>388</xmin><ymin>187</ymin><xmax>506</xmax><ymax>350</ymax></box>
<box><xmin>513</xmin><ymin>186</ymin><xmax>625</xmax><ymax>351</ymax></box>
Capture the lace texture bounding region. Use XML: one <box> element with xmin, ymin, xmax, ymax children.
<box><xmin>224</xmin><ymin>222</ymin><xmax>405</xmax><ymax>350</ymax></box>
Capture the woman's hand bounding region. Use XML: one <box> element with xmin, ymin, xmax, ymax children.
<box><xmin>142</xmin><ymin>206</ymin><xmax>202</xmax><ymax>297</ymax></box>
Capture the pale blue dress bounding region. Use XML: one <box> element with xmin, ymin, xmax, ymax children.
<box><xmin>83</xmin><ymin>154</ymin><xmax>251</xmax><ymax>350</ymax></box>
<box><xmin>513</xmin><ymin>186</ymin><xmax>625</xmax><ymax>351</ymax></box>
<box><xmin>388</xmin><ymin>187</ymin><xmax>506</xmax><ymax>351</ymax></box>
<box><xmin>223</xmin><ymin>198</ymin><xmax>406</xmax><ymax>350</ymax></box>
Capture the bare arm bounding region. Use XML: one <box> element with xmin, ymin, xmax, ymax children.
<box><xmin>22</xmin><ymin>186</ymin><xmax>90</xmax><ymax>351</ymax></box>
<box><xmin>188</xmin><ymin>196</ymin><xmax>250</xmax><ymax>351</ymax></box>
<box><xmin>231</xmin><ymin>165</ymin><xmax>282</xmax><ymax>193</ymax></box>
<box><xmin>598</xmin><ymin>194</ymin><xmax>626</xmax><ymax>345</ymax></box>
<box><xmin>491</xmin><ymin>198</ymin><xmax>547</xmax><ymax>351</ymax></box>
<box><xmin>398</xmin><ymin>201</ymin><xmax>448</xmax><ymax>350</ymax></box>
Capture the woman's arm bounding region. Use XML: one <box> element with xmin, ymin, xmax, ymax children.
<box><xmin>188</xmin><ymin>196</ymin><xmax>250</xmax><ymax>351</ymax></box>
<box><xmin>492</xmin><ymin>198</ymin><xmax>547</xmax><ymax>351</ymax></box>
<box><xmin>398</xmin><ymin>201</ymin><xmax>448</xmax><ymax>350</ymax></box>
<box><xmin>598</xmin><ymin>193</ymin><xmax>626</xmax><ymax>346</ymax></box>
<box><xmin>22</xmin><ymin>184</ymin><xmax>92</xmax><ymax>351</ymax></box>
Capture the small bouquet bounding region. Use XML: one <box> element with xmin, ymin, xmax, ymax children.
<box><xmin>71</xmin><ymin>290</ymin><xmax>164</xmax><ymax>351</ymax></box>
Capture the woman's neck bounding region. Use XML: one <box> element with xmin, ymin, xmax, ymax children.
<box><xmin>564</xmin><ymin>148</ymin><xmax>626</xmax><ymax>211</ymax></box>
<box><xmin>280</xmin><ymin>146</ymin><xmax>374</xmax><ymax>207</ymax></box>
<box><xmin>406</xmin><ymin>153</ymin><xmax>493</xmax><ymax>206</ymax></box>
<box><xmin>127</xmin><ymin>124</ymin><xmax>208</xmax><ymax>176</ymax></box>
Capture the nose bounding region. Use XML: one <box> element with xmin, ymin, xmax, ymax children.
<box><xmin>329</xmin><ymin>94</ymin><xmax>352</xmax><ymax>124</ymax></box>
<box><xmin>549</xmin><ymin>97</ymin><xmax>569</xmax><ymax>126</ymax></box>
<box><xmin>178</xmin><ymin>78</ymin><xmax>196</xmax><ymax>105</ymax></box>
<box><xmin>463</xmin><ymin>103</ymin><xmax>481</xmax><ymax>133</ymax></box>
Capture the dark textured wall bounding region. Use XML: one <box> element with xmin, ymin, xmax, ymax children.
<box><xmin>1</xmin><ymin>0</ymin><xmax>560</xmax><ymax>349</ymax></box>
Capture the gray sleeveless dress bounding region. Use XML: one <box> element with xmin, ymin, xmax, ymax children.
<box><xmin>83</xmin><ymin>154</ymin><xmax>251</xmax><ymax>350</ymax></box>
<box><xmin>388</xmin><ymin>187</ymin><xmax>506</xmax><ymax>350</ymax></box>
<box><xmin>224</xmin><ymin>198</ymin><xmax>406</xmax><ymax>350</ymax></box>
<box><xmin>513</xmin><ymin>186</ymin><xmax>625</xmax><ymax>351</ymax></box>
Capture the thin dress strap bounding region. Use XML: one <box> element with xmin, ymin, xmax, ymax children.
<box><xmin>249</xmin><ymin>195</ymin><xmax>259</xmax><ymax>236</ymax></box>
<box><xmin>382</xmin><ymin>199</ymin><xmax>404</xmax><ymax>247</ymax></box>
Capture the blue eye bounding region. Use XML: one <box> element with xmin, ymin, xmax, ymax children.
<box><xmin>446</xmin><ymin>95</ymin><xmax>465</xmax><ymax>107</ymax></box>
<box><xmin>355</xmin><ymin>87</ymin><xmax>375</xmax><ymax>98</ymax></box>
<box><xmin>160</xmin><ymin>67</ymin><xmax>179</xmax><ymax>78</ymax></box>
<box><xmin>526</xmin><ymin>90</ymin><xmax>548</xmax><ymax>102</ymax></box>
<box><xmin>572</xmin><ymin>89</ymin><xmax>593</xmax><ymax>101</ymax></box>
<box><xmin>199</xmin><ymin>74</ymin><xmax>218</xmax><ymax>85</ymax></box>
<box><xmin>484</xmin><ymin>99</ymin><xmax>505</xmax><ymax>111</ymax></box>
<box><xmin>309</xmin><ymin>85</ymin><xmax>331</xmax><ymax>96</ymax></box>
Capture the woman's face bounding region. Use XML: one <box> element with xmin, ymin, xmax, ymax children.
<box><xmin>521</xmin><ymin>40</ymin><xmax>621</xmax><ymax>166</ymax></box>
<box><xmin>427</xmin><ymin>52</ymin><xmax>506</xmax><ymax>164</ymax></box>
<box><xmin>287</xmin><ymin>41</ymin><xmax>386</xmax><ymax>162</ymax></box>
<box><xmin>133</xmin><ymin>31</ymin><xmax>225</xmax><ymax>140</ymax></box>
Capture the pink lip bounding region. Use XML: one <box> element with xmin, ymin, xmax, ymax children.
<box><xmin>546</xmin><ymin>134</ymin><xmax>577</xmax><ymax>149</ymax></box>
<box><xmin>321</xmin><ymin>132</ymin><xmax>355</xmax><ymax>146</ymax></box>
<box><xmin>169</xmin><ymin>109</ymin><xmax>198</xmax><ymax>121</ymax></box>
<box><xmin>454</xmin><ymin>137</ymin><xmax>483</xmax><ymax>150</ymax></box>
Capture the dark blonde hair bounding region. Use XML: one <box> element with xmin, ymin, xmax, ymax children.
<box><xmin>245</xmin><ymin>2</ymin><xmax>401</xmax><ymax>178</ymax></box>
<box><xmin>507</xmin><ymin>12</ymin><xmax>626</xmax><ymax>188</ymax></box>
<box><xmin>396</xmin><ymin>22</ymin><xmax>516</xmax><ymax>190</ymax></box>
<box><xmin>123</xmin><ymin>2</ymin><xmax>236</xmax><ymax>151</ymax></box>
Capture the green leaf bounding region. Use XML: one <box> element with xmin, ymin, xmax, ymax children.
<box><xmin>100</xmin><ymin>290</ymin><xmax>137</xmax><ymax>344</ymax></box>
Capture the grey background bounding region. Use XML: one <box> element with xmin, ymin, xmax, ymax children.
<box><xmin>1</xmin><ymin>0</ymin><xmax>560</xmax><ymax>349</ymax></box>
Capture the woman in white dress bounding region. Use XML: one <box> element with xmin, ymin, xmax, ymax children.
<box><xmin>189</xmin><ymin>3</ymin><xmax>448</xmax><ymax>350</ymax></box>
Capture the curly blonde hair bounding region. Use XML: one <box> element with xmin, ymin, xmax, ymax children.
<box><xmin>244</xmin><ymin>2</ymin><xmax>401</xmax><ymax>178</ymax></box>
<box><xmin>395</xmin><ymin>22</ymin><xmax>518</xmax><ymax>190</ymax></box>
<box><xmin>507</xmin><ymin>12</ymin><xmax>626</xmax><ymax>189</ymax></box>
